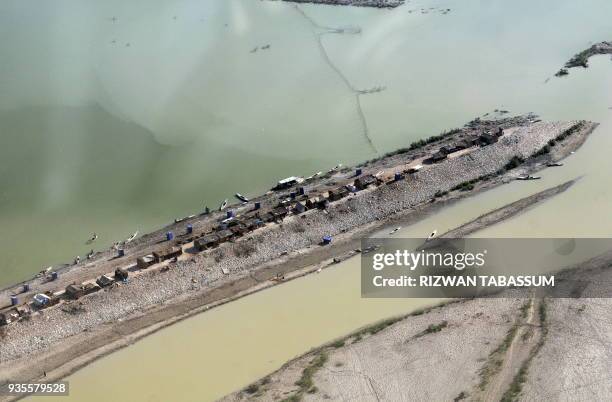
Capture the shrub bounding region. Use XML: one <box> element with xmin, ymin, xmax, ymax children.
<box><xmin>504</xmin><ymin>156</ymin><xmax>525</xmax><ymax>170</ymax></box>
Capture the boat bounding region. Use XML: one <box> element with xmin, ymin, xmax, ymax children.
<box><xmin>327</xmin><ymin>164</ymin><xmax>343</xmax><ymax>174</ymax></box>
<box><xmin>546</xmin><ymin>162</ymin><xmax>563</xmax><ymax>167</ymax></box>
<box><xmin>221</xmin><ymin>216</ymin><xmax>234</xmax><ymax>224</ymax></box>
<box><xmin>389</xmin><ymin>227</ymin><xmax>401</xmax><ymax>235</ymax></box>
<box><xmin>272</xmin><ymin>177</ymin><xmax>304</xmax><ymax>191</ymax></box>
<box><xmin>516</xmin><ymin>175</ymin><xmax>541</xmax><ymax>181</ymax></box>
<box><xmin>427</xmin><ymin>230</ymin><xmax>437</xmax><ymax>241</ymax></box>
<box><xmin>306</xmin><ymin>171</ymin><xmax>323</xmax><ymax>180</ymax></box>
<box><xmin>261</xmin><ymin>44</ymin><xmax>270</xmax><ymax>50</ymax></box>
<box><xmin>174</xmin><ymin>214</ymin><xmax>196</xmax><ymax>223</ymax></box>
<box><xmin>219</xmin><ymin>199</ymin><xmax>228</xmax><ymax>211</ymax></box>
<box><xmin>235</xmin><ymin>193</ymin><xmax>249</xmax><ymax>203</ymax></box>
<box><xmin>85</xmin><ymin>232</ymin><xmax>98</xmax><ymax>244</ymax></box>
<box><xmin>125</xmin><ymin>231</ymin><xmax>138</xmax><ymax>243</ymax></box>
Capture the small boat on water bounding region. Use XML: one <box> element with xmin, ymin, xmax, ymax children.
<box><xmin>427</xmin><ymin>230</ymin><xmax>437</xmax><ymax>241</ymax></box>
<box><xmin>219</xmin><ymin>199</ymin><xmax>228</xmax><ymax>211</ymax></box>
<box><xmin>516</xmin><ymin>175</ymin><xmax>541</xmax><ymax>181</ymax></box>
<box><xmin>389</xmin><ymin>227</ymin><xmax>401</xmax><ymax>235</ymax></box>
<box><xmin>85</xmin><ymin>232</ymin><xmax>98</xmax><ymax>245</ymax></box>
<box><xmin>362</xmin><ymin>245</ymin><xmax>380</xmax><ymax>254</ymax></box>
<box><xmin>546</xmin><ymin>162</ymin><xmax>563</xmax><ymax>167</ymax></box>
<box><xmin>175</xmin><ymin>214</ymin><xmax>196</xmax><ymax>223</ymax></box>
<box><xmin>235</xmin><ymin>193</ymin><xmax>249</xmax><ymax>203</ymax></box>
<box><xmin>327</xmin><ymin>164</ymin><xmax>343</xmax><ymax>174</ymax></box>
<box><xmin>306</xmin><ymin>171</ymin><xmax>323</xmax><ymax>180</ymax></box>
<box><xmin>125</xmin><ymin>231</ymin><xmax>138</xmax><ymax>243</ymax></box>
<box><xmin>261</xmin><ymin>44</ymin><xmax>270</xmax><ymax>50</ymax></box>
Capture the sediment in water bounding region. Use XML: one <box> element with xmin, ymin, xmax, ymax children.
<box><xmin>0</xmin><ymin>116</ymin><xmax>598</xmax><ymax>396</ymax></box>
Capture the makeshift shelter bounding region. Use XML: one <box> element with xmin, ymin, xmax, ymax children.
<box><xmin>153</xmin><ymin>246</ymin><xmax>183</xmax><ymax>263</ymax></box>
<box><xmin>115</xmin><ymin>268</ymin><xmax>129</xmax><ymax>281</ymax></box>
<box><xmin>354</xmin><ymin>174</ymin><xmax>378</xmax><ymax>190</ymax></box>
<box><xmin>328</xmin><ymin>187</ymin><xmax>349</xmax><ymax>201</ymax></box>
<box><xmin>195</xmin><ymin>234</ymin><xmax>220</xmax><ymax>251</ymax></box>
<box><xmin>96</xmin><ymin>275</ymin><xmax>114</xmax><ymax>288</ymax></box>
<box><xmin>136</xmin><ymin>255</ymin><xmax>155</xmax><ymax>270</ymax></box>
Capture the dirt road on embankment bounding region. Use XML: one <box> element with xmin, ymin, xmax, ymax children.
<box><xmin>0</xmin><ymin>118</ymin><xmax>598</xmax><ymax>400</ymax></box>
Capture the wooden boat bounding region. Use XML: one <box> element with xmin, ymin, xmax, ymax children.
<box><xmin>235</xmin><ymin>193</ymin><xmax>249</xmax><ymax>203</ymax></box>
<box><xmin>516</xmin><ymin>175</ymin><xmax>541</xmax><ymax>181</ymax></box>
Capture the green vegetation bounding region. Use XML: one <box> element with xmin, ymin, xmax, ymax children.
<box><xmin>478</xmin><ymin>299</ymin><xmax>533</xmax><ymax>390</ymax></box>
<box><xmin>500</xmin><ymin>299</ymin><xmax>548</xmax><ymax>402</ymax></box>
<box><xmin>557</xmin><ymin>122</ymin><xmax>584</xmax><ymax>141</ymax></box>
<box><xmin>532</xmin><ymin>122</ymin><xmax>584</xmax><ymax>160</ymax></box>
<box><xmin>566</xmin><ymin>50</ymin><xmax>591</xmax><ymax>68</ymax></box>
<box><xmin>243</xmin><ymin>377</ymin><xmax>270</xmax><ymax>396</ymax></box>
<box><xmin>451</xmin><ymin>179</ymin><xmax>479</xmax><ymax>192</ymax></box>
<box><xmin>531</xmin><ymin>145</ymin><xmax>551</xmax><ymax>158</ymax></box>
<box><xmin>364</xmin><ymin>128</ymin><xmax>463</xmax><ymax>165</ymax></box>
<box><xmin>245</xmin><ymin>383</ymin><xmax>260</xmax><ymax>395</ymax></box>
<box><xmin>351</xmin><ymin>316</ymin><xmax>404</xmax><ymax>340</ymax></box>
<box><xmin>447</xmin><ymin>122</ymin><xmax>586</xmax><ymax>196</ymax></box>
<box><xmin>272</xmin><ymin>301</ymin><xmax>461</xmax><ymax>401</ymax></box>
<box><xmin>478</xmin><ymin>322</ymin><xmax>520</xmax><ymax>390</ymax></box>
<box><xmin>504</xmin><ymin>156</ymin><xmax>525</xmax><ymax>171</ymax></box>
<box><xmin>408</xmin><ymin>128</ymin><xmax>462</xmax><ymax>151</ymax></box>
<box><xmin>416</xmin><ymin>320</ymin><xmax>449</xmax><ymax>337</ymax></box>
<box><xmin>426</xmin><ymin>321</ymin><xmax>448</xmax><ymax>333</ymax></box>
<box><xmin>294</xmin><ymin>352</ymin><xmax>328</xmax><ymax>396</ymax></box>
<box><xmin>519</xmin><ymin>299</ymin><xmax>532</xmax><ymax>319</ymax></box>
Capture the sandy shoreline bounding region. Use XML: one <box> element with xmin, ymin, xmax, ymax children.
<box><xmin>223</xmin><ymin>250</ymin><xmax>612</xmax><ymax>402</ymax></box>
<box><xmin>0</xmin><ymin>117</ymin><xmax>598</xmax><ymax>400</ymax></box>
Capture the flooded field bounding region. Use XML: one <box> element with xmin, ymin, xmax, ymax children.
<box><xmin>3</xmin><ymin>0</ymin><xmax>612</xmax><ymax>400</ymax></box>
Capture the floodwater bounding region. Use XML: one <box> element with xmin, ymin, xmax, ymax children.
<box><xmin>5</xmin><ymin>0</ymin><xmax>612</xmax><ymax>400</ymax></box>
<box><xmin>40</xmin><ymin>259</ymin><xmax>441</xmax><ymax>402</ymax></box>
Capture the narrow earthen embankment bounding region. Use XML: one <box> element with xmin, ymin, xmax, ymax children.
<box><xmin>282</xmin><ymin>0</ymin><xmax>404</xmax><ymax>9</ymax></box>
<box><xmin>0</xmin><ymin>118</ymin><xmax>597</xmax><ymax>399</ymax></box>
<box><xmin>555</xmin><ymin>41</ymin><xmax>612</xmax><ymax>76</ymax></box>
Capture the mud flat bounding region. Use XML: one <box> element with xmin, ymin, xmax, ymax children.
<box><xmin>224</xmin><ymin>276</ymin><xmax>612</xmax><ymax>402</ymax></box>
<box><xmin>555</xmin><ymin>41</ymin><xmax>612</xmax><ymax>76</ymax></box>
<box><xmin>223</xmin><ymin>211</ymin><xmax>612</xmax><ymax>402</ymax></box>
<box><xmin>0</xmin><ymin>116</ymin><xmax>598</xmax><ymax>399</ymax></box>
<box><xmin>283</xmin><ymin>0</ymin><xmax>404</xmax><ymax>8</ymax></box>
<box><xmin>282</xmin><ymin>0</ymin><xmax>404</xmax><ymax>8</ymax></box>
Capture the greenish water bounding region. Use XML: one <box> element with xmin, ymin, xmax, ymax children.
<box><xmin>4</xmin><ymin>0</ymin><xmax>612</xmax><ymax>400</ymax></box>
<box><xmin>2</xmin><ymin>0</ymin><xmax>612</xmax><ymax>286</ymax></box>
